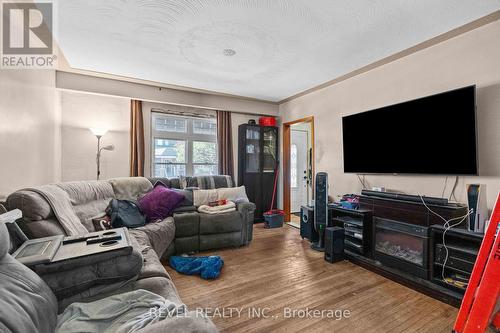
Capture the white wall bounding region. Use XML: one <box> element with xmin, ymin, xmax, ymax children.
<box><xmin>60</xmin><ymin>91</ymin><xmax>130</xmax><ymax>181</ymax></box>
<box><xmin>56</xmin><ymin>73</ymin><xmax>278</xmax><ymax>181</ymax></box>
<box><xmin>59</xmin><ymin>92</ymin><xmax>275</xmax><ymax>182</ymax></box>
<box><xmin>1</xmin><ymin>66</ymin><xmax>276</xmax><ymax>197</ymax></box>
<box><xmin>279</xmin><ymin>20</ymin><xmax>500</xmax><ymax>210</ymax></box>
<box><xmin>0</xmin><ymin>70</ymin><xmax>60</xmax><ymax>200</ymax></box>
<box><xmin>57</xmin><ymin>72</ymin><xmax>279</xmax><ymax>116</ymax></box>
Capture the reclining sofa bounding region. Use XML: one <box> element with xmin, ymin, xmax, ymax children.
<box><xmin>0</xmin><ymin>214</ymin><xmax>218</xmax><ymax>333</ymax></box>
<box><xmin>2</xmin><ymin>176</ymin><xmax>255</xmax><ymax>333</ymax></box>
<box><xmin>7</xmin><ymin>176</ymin><xmax>255</xmax><ymax>257</ymax></box>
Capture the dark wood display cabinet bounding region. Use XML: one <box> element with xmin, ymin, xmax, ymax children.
<box><xmin>238</xmin><ymin>124</ymin><xmax>278</xmax><ymax>222</ymax></box>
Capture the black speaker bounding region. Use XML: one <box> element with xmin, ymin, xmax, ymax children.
<box><xmin>324</xmin><ymin>227</ymin><xmax>344</xmax><ymax>263</ymax></box>
<box><xmin>311</xmin><ymin>172</ymin><xmax>329</xmax><ymax>251</ymax></box>
<box><xmin>300</xmin><ymin>206</ymin><xmax>318</xmax><ymax>242</ymax></box>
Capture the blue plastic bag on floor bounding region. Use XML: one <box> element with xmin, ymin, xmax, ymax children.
<box><xmin>169</xmin><ymin>255</ymin><xmax>224</xmax><ymax>280</ymax></box>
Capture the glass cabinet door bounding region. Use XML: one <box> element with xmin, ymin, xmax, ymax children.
<box><xmin>263</xmin><ymin>127</ymin><xmax>277</xmax><ymax>172</ymax></box>
<box><xmin>245</xmin><ymin>127</ymin><xmax>261</xmax><ymax>172</ymax></box>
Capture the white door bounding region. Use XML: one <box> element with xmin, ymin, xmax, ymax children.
<box><xmin>291</xmin><ymin>130</ymin><xmax>308</xmax><ymax>213</ymax></box>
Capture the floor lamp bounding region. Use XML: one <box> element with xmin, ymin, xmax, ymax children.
<box><xmin>90</xmin><ymin>128</ymin><xmax>114</xmax><ymax>180</ymax></box>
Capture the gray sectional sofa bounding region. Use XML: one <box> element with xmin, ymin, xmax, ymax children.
<box><xmin>2</xmin><ymin>176</ymin><xmax>256</xmax><ymax>333</ymax></box>
<box><xmin>7</xmin><ymin>176</ymin><xmax>255</xmax><ymax>257</ymax></box>
<box><xmin>0</xmin><ymin>214</ymin><xmax>218</xmax><ymax>333</ymax></box>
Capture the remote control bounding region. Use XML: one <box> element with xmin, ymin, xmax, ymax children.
<box><xmin>86</xmin><ymin>235</ymin><xmax>122</xmax><ymax>245</ymax></box>
<box><xmin>63</xmin><ymin>235</ymin><xmax>97</xmax><ymax>245</ymax></box>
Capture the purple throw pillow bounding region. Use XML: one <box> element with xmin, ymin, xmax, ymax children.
<box><xmin>138</xmin><ymin>185</ymin><xmax>185</xmax><ymax>221</ymax></box>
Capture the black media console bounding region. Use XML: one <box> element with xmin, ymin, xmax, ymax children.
<box><xmin>430</xmin><ymin>225</ymin><xmax>483</xmax><ymax>294</ymax></box>
<box><xmin>330</xmin><ymin>193</ymin><xmax>476</xmax><ymax>307</ymax></box>
<box><xmin>330</xmin><ymin>206</ymin><xmax>372</xmax><ymax>257</ymax></box>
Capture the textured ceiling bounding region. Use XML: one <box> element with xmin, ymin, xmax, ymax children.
<box><xmin>56</xmin><ymin>0</ymin><xmax>500</xmax><ymax>102</ymax></box>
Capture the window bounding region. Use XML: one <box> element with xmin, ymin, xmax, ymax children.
<box><xmin>193</xmin><ymin>119</ymin><xmax>216</xmax><ymax>135</ymax></box>
<box><xmin>155</xmin><ymin>117</ymin><xmax>187</xmax><ymax>133</ymax></box>
<box><xmin>154</xmin><ymin>139</ymin><xmax>186</xmax><ymax>178</ymax></box>
<box><xmin>152</xmin><ymin>113</ymin><xmax>218</xmax><ymax>178</ymax></box>
<box><xmin>290</xmin><ymin>144</ymin><xmax>298</xmax><ymax>188</ymax></box>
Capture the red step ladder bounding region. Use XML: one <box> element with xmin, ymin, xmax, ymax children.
<box><xmin>453</xmin><ymin>193</ymin><xmax>500</xmax><ymax>333</ymax></box>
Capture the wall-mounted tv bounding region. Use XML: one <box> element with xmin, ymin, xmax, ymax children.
<box><xmin>342</xmin><ymin>85</ymin><xmax>477</xmax><ymax>175</ymax></box>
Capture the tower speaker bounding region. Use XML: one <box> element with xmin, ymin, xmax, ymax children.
<box><xmin>300</xmin><ymin>206</ymin><xmax>318</xmax><ymax>242</ymax></box>
<box><xmin>324</xmin><ymin>227</ymin><xmax>344</xmax><ymax>263</ymax></box>
<box><xmin>311</xmin><ymin>172</ymin><xmax>328</xmax><ymax>251</ymax></box>
<box><xmin>467</xmin><ymin>184</ymin><xmax>488</xmax><ymax>233</ymax></box>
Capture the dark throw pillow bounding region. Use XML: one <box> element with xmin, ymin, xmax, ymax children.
<box><xmin>138</xmin><ymin>185</ymin><xmax>185</xmax><ymax>221</ymax></box>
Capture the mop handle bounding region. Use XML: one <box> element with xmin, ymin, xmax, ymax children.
<box><xmin>269</xmin><ymin>160</ymin><xmax>279</xmax><ymax>211</ymax></box>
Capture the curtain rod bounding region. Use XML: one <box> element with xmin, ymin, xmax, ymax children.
<box><xmin>151</xmin><ymin>107</ymin><xmax>214</xmax><ymax>119</ymax></box>
<box><xmin>149</xmin><ymin>104</ymin><xmax>276</xmax><ymax>119</ymax></box>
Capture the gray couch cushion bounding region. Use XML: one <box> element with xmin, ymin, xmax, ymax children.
<box><xmin>174</xmin><ymin>212</ymin><xmax>199</xmax><ymax>237</ymax></box>
<box><xmin>6</xmin><ymin>190</ymin><xmax>64</xmax><ymax>238</ymax></box>
<box><xmin>173</xmin><ymin>205</ymin><xmax>197</xmax><ymax>214</ymax></box>
<box><xmin>172</xmin><ymin>188</ymin><xmax>194</xmax><ymax>207</ymax></box>
<box><xmin>0</xmin><ymin>223</ymin><xmax>58</xmax><ymax>333</ymax></box>
<box><xmin>0</xmin><ymin>221</ymin><xmax>8</xmax><ymax>257</ymax></box>
<box><xmin>200</xmin><ymin>232</ymin><xmax>242</xmax><ymax>251</ymax></box>
<box><xmin>7</xmin><ymin>190</ymin><xmax>53</xmax><ymax>221</ymax></box>
<box><xmin>148</xmin><ymin>179</ymin><xmax>193</xmax><ymax>207</ymax></box>
<box><xmin>199</xmin><ymin>211</ymin><xmax>242</xmax><ymax>234</ymax></box>
<box><xmin>181</xmin><ymin>175</ymin><xmax>234</xmax><ymax>189</ymax></box>
<box><xmin>56</xmin><ymin>277</ymin><xmax>218</xmax><ymax>332</ymax></box>
<box><xmin>149</xmin><ymin>178</ymin><xmax>171</xmax><ymax>188</ymax></box>
<box><xmin>147</xmin><ymin>177</ymin><xmax>182</xmax><ymax>190</ymax></box>
<box><xmin>34</xmin><ymin>247</ymin><xmax>143</xmax><ymax>300</ymax></box>
<box><xmin>109</xmin><ymin>177</ymin><xmax>153</xmax><ymax>201</ymax></box>
<box><xmin>19</xmin><ymin>218</ymin><xmax>67</xmax><ymax>239</ymax></box>
<box><xmin>174</xmin><ymin>236</ymin><xmax>200</xmax><ymax>255</ymax></box>
<box><xmin>130</xmin><ymin>217</ymin><xmax>175</xmax><ymax>259</ymax></box>
<box><xmin>237</xmin><ymin>202</ymin><xmax>255</xmax><ymax>244</ymax></box>
<box><xmin>128</xmin><ymin>229</ymin><xmax>171</xmax><ymax>280</ymax></box>
<box><xmin>138</xmin><ymin>245</ymin><xmax>171</xmax><ymax>280</ymax></box>
<box><xmin>57</xmin><ymin>276</ymin><xmax>182</xmax><ymax>313</ymax></box>
<box><xmin>6</xmin><ymin>181</ymin><xmax>114</xmax><ymax>236</ymax></box>
<box><xmin>137</xmin><ymin>311</ymin><xmax>218</xmax><ymax>333</ymax></box>
<box><xmin>56</xmin><ymin>181</ymin><xmax>115</xmax><ymax>232</ymax></box>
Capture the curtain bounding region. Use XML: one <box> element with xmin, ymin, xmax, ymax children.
<box><xmin>217</xmin><ymin>110</ymin><xmax>234</xmax><ymax>178</ymax></box>
<box><xmin>130</xmin><ymin>100</ymin><xmax>145</xmax><ymax>177</ymax></box>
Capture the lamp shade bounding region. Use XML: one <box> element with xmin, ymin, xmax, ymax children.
<box><xmin>90</xmin><ymin>128</ymin><xmax>108</xmax><ymax>137</ymax></box>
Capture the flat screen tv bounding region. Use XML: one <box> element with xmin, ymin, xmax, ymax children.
<box><xmin>342</xmin><ymin>85</ymin><xmax>477</xmax><ymax>175</ymax></box>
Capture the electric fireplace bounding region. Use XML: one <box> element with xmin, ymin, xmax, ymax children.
<box><xmin>374</xmin><ymin>217</ymin><xmax>429</xmax><ymax>279</ymax></box>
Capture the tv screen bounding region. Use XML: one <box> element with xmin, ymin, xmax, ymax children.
<box><xmin>342</xmin><ymin>86</ymin><xmax>477</xmax><ymax>175</ymax></box>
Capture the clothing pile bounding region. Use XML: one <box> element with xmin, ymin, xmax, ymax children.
<box><xmin>197</xmin><ymin>201</ymin><xmax>236</xmax><ymax>214</ymax></box>
<box><xmin>169</xmin><ymin>256</ymin><xmax>224</xmax><ymax>280</ymax></box>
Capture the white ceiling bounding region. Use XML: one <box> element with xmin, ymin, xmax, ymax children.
<box><xmin>56</xmin><ymin>1</ymin><xmax>500</xmax><ymax>102</ymax></box>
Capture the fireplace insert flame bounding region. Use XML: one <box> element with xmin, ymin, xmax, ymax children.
<box><xmin>374</xmin><ymin>218</ymin><xmax>429</xmax><ymax>279</ymax></box>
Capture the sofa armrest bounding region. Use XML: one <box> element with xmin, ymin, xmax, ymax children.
<box><xmin>34</xmin><ymin>246</ymin><xmax>143</xmax><ymax>300</ymax></box>
<box><xmin>237</xmin><ymin>202</ymin><xmax>255</xmax><ymax>244</ymax></box>
<box><xmin>173</xmin><ymin>205</ymin><xmax>197</xmax><ymax>214</ymax></box>
<box><xmin>172</xmin><ymin>212</ymin><xmax>200</xmax><ymax>254</ymax></box>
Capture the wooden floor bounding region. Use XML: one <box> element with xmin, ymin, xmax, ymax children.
<box><xmin>165</xmin><ymin>224</ymin><xmax>458</xmax><ymax>333</ymax></box>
